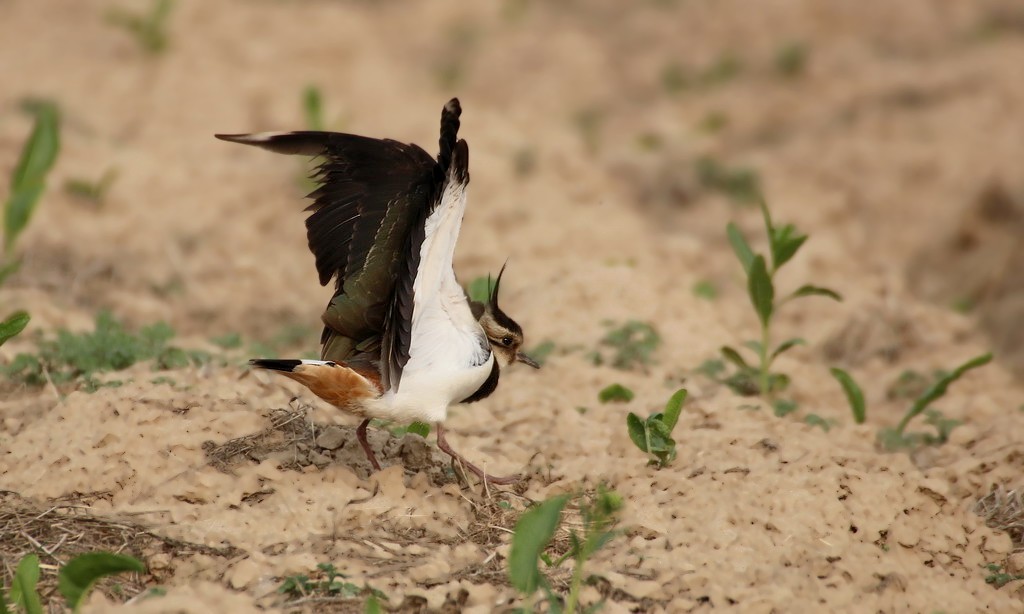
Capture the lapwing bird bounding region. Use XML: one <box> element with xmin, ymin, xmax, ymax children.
<box><xmin>216</xmin><ymin>99</ymin><xmax>538</xmax><ymax>484</ymax></box>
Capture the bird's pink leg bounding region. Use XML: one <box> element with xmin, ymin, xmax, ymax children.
<box><xmin>435</xmin><ymin>423</ymin><xmax>521</xmax><ymax>485</ymax></box>
<box><xmin>356</xmin><ymin>418</ymin><xmax>382</xmax><ymax>471</ymax></box>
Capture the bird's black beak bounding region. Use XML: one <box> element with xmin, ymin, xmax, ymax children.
<box><xmin>515</xmin><ymin>352</ymin><xmax>541</xmax><ymax>369</ymax></box>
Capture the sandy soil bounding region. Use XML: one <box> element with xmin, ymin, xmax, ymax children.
<box><xmin>3</xmin><ymin>0</ymin><xmax>1024</xmax><ymax>611</ymax></box>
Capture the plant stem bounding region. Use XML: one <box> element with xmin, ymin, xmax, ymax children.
<box><xmin>564</xmin><ymin>554</ymin><xmax>586</xmax><ymax>614</ymax></box>
<box><xmin>758</xmin><ymin>320</ymin><xmax>771</xmax><ymax>398</ymax></box>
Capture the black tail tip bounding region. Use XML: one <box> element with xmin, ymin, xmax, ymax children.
<box><xmin>249</xmin><ymin>359</ymin><xmax>302</xmax><ymax>372</ymax></box>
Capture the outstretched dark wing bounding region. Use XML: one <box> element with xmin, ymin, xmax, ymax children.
<box><xmin>216</xmin><ymin>98</ymin><xmax>463</xmax><ymax>388</ymax></box>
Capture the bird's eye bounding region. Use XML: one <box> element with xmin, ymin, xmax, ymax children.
<box><xmin>501</xmin><ymin>336</ymin><xmax>513</xmax><ymax>346</ymax></box>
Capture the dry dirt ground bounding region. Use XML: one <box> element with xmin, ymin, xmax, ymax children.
<box><xmin>3</xmin><ymin>1</ymin><xmax>1024</xmax><ymax>612</ymax></box>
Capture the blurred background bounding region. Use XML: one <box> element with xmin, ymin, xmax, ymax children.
<box><xmin>2</xmin><ymin>0</ymin><xmax>1024</xmax><ymax>375</ymax></box>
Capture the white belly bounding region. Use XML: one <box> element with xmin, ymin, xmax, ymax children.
<box><xmin>372</xmin><ymin>352</ymin><xmax>494</xmax><ymax>422</ymax></box>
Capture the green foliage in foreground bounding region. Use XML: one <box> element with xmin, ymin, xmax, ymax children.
<box><xmin>627</xmin><ymin>388</ymin><xmax>687</xmax><ymax>468</ymax></box>
<box><xmin>2</xmin><ymin>312</ymin><xmax>210</xmax><ymax>390</ymax></box>
<box><xmin>2</xmin><ymin>101</ymin><xmax>60</xmax><ymax>348</ymax></box>
<box><xmin>830</xmin><ymin>354</ymin><xmax>992</xmax><ymax>450</ymax></box>
<box><xmin>1</xmin><ymin>551</ymin><xmax>145</xmax><ymax>614</ymax></box>
<box><xmin>508</xmin><ymin>488</ymin><xmax>623</xmax><ymax>614</ymax></box>
<box><xmin>722</xmin><ymin>200</ymin><xmax>841</xmax><ymax>399</ymax></box>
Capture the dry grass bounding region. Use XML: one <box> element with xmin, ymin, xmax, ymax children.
<box><xmin>0</xmin><ymin>491</ymin><xmax>240</xmax><ymax>610</ymax></box>
<box><xmin>974</xmin><ymin>486</ymin><xmax>1024</xmax><ymax>552</ymax></box>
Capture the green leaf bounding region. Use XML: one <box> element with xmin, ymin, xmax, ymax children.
<box><xmin>772</xmin><ymin>398</ymin><xmax>798</xmax><ymax>417</ymax></box>
<box><xmin>10</xmin><ymin>554</ymin><xmax>43</xmax><ymax>614</ymax></box>
<box><xmin>747</xmin><ymin>255</ymin><xmax>774</xmax><ymax>327</ymax></box>
<box><xmin>830</xmin><ymin>367</ymin><xmax>866</xmax><ymax>424</ymax></box>
<box><xmin>726</xmin><ymin>223</ymin><xmax>755</xmax><ymax>273</ymax></box>
<box><xmin>466</xmin><ymin>275</ymin><xmax>495</xmax><ymax>303</ymax></box>
<box><xmin>0</xmin><ymin>311</ymin><xmax>30</xmax><ymax>347</ymax></box>
<box><xmin>758</xmin><ymin>198</ymin><xmax>774</xmax><ymax>237</ymax></box>
<box><xmin>896</xmin><ymin>353</ymin><xmax>993</xmax><ymax>435</ymax></box>
<box><xmin>6</xmin><ymin>103</ymin><xmax>59</xmax><ymax>254</ymax></box>
<box><xmin>59</xmin><ymin>552</ymin><xmax>146</xmax><ymax>610</ymax></box>
<box><xmin>0</xmin><ymin>590</ymin><xmax>9</xmax><ymax>614</ymax></box>
<box><xmin>364</xmin><ymin>595</ymin><xmax>383</xmax><ymax>614</ymax></box>
<box><xmin>646</xmin><ymin>418</ymin><xmax>675</xmax><ymax>453</ymax></box>
<box><xmin>804</xmin><ymin>414</ymin><xmax>832</xmax><ymax>431</ymax></box>
<box><xmin>0</xmin><ymin>258</ymin><xmax>20</xmax><ymax>286</ymax></box>
<box><xmin>770</xmin><ymin>226</ymin><xmax>807</xmax><ymax>270</ymax></box>
<box><xmin>661</xmin><ymin>388</ymin><xmax>687</xmax><ymax>432</ymax></box>
<box><xmin>508</xmin><ymin>495</ymin><xmax>570</xmax><ymax>594</ymax></box>
<box><xmin>788</xmin><ymin>284</ymin><xmax>842</xmax><ymax>302</ymax></box>
<box><xmin>720</xmin><ymin>345</ymin><xmax>752</xmax><ymax>370</ymax></box>
<box><xmin>742</xmin><ymin>340</ymin><xmax>762</xmax><ymax>354</ymax></box>
<box><xmin>771</xmin><ymin>337</ymin><xmax>805</xmax><ymax>360</ymax></box>
<box><xmin>626</xmin><ymin>413</ymin><xmax>648</xmax><ymax>452</ymax></box>
<box><xmin>406</xmin><ymin>421</ymin><xmax>430</xmax><ymax>437</ymax></box>
<box><xmin>303</xmin><ymin>86</ymin><xmax>324</xmax><ymax>131</ymax></box>
<box><xmin>598</xmin><ymin>383</ymin><xmax>634</xmax><ymax>403</ymax></box>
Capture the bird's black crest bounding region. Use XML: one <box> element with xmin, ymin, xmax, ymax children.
<box><xmin>437</xmin><ymin>98</ymin><xmax>461</xmax><ymax>173</ymax></box>
<box><xmin>487</xmin><ymin>263</ymin><xmax>522</xmax><ymax>335</ymax></box>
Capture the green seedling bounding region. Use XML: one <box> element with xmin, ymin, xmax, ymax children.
<box><xmin>804</xmin><ymin>414</ymin><xmax>835</xmax><ymax>432</ymax></box>
<box><xmin>700</xmin><ymin>52</ymin><xmax>743</xmax><ymax>86</ymax></box>
<box><xmin>210</xmin><ymin>332</ymin><xmax>243</xmax><ymax>350</ymax></box>
<box><xmin>722</xmin><ymin>200</ymin><xmax>841</xmax><ymax>398</ymax></box>
<box><xmin>877</xmin><ymin>353</ymin><xmax>991</xmax><ymax>450</ymax></box>
<box><xmin>572</xmin><ymin>107</ymin><xmax>604</xmax><ymax>154</ymax></box>
<box><xmin>772</xmin><ymin>398</ymin><xmax>797</xmax><ymax>417</ymax></box>
<box><xmin>277</xmin><ymin>563</ymin><xmax>386</xmax><ymax>603</ymax></box>
<box><xmin>370</xmin><ymin>419</ymin><xmax>431</xmax><ymax>438</ymax></box>
<box><xmin>983</xmin><ymin>563</ymin><xmax>1024</xmax><ymax>588</ymax></box>
<box><xmin>106</xmin><ymin>0</ymin><xmax>175</xmax><ymax>54</ymax></box>
<box><xmin>699</xmin><ymin>110</ymin><xmax>729</xmax><ymax>134</ymax></box>
<box><xmin>626</xmin><ymin>388</ymin><xmax>687</xmax><ymax>468</ymax></box>
<box><xmin>598</xmin><ymin>383</ymin><xmax>634</xmax><ymax>403</ymax></box>
<box><xmin>508</xmin><ymin>488</ymin><xmax>623</xmax><ymax>614</ymax></box>
<box><xmin>692</xmin><ymin>280</ymin><xmax>718</xmax><ymax>300</ymax></box>
<box><xmin>774</xmin><ymin>42</ymin><xmax>808</xmax><ymax>77</ymax></box>
<box><xmin>830</xmin><ymin>355</ymin><xmax>991</xmax><ymax>449</ymax></box>
<box><xmin>594</xmin><ymin>320</ymin><xmax>660</xmax><ymax>371</ymax></box>
<box><xmin>64</xmin><ymin>168</ymin><xmax>118</xmax><ymax>204</ymax></box>
<box><xmin>830</xmin><ymin>367</ymin><xmax>866</xmax><ymax>424</ymax></box>
<box><xmin>1</xmin><ymin>551</ymin><xmax>145</xmax><ymax>614</ymax></box>
<box><xmin>696</xmin><ymin>156</ymin><xmax>761</xmax><ymax>205</ymax></box>
<box><xmin>3</xmin><ymin>311</ymin><xmax>207</xmax><ymax>389</ymax></box>
<box><xmin>303</xmin><ymin>86</ymin><xmax>325</xmax><ymax>131</ymax></box>
<box><xmin>466</xmin><ymin>274</ymin><xmax>497</xmax><ymax>303</ymax></box>
<box><xmin>526</xmin><ymin>340</ymin><xmax>555</xmax><ymax>367</ymax></box>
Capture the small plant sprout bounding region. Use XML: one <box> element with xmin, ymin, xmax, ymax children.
<box><xmin>626</xmin><ymin>388</ymin><xmax>687</xmax><ymax>468</ymax></box>
<box><xmin>105</xmin><ymin>0</ymin><xmax>175</xmax><ymax>55</ymax></box>
<box><xmin>830</xmin><ymin>367</ymin><xmax>866</xmax><ymax>424</ymax></box>
<box><xmin>594</xmin><ymin>320</ymin><xmax>661</xmax><ymax>371</ymax></box>
<box><xmin>303</xmin><ymin>86</ymin><xmax>325</xmax><ymax>131</ymax></box>
<box><xmin>876</xmin><ymin>353</ymin><xmax>992</xmax><ymax>450</ymax></box>
<box><xmin>831</xmin><ymin>355</ymin><xmax>991</xmax><ymax>448</ymax></box>
<box><xmin>508</xmin><ymin>488</ymin><xmax>623</xmax><ymax>613</ymax></box>
<box><xmin>723</xmin><ymin>199</ymin><xmax>841</xmax><ymax>398</ymax></box>
<box><xmin>64</xmin><ymin>168</ymin><xmax>118</xmax><ymax>204</ymax></box>
<box><xmin>598</xmin><ymin>383</ymin><xmax>634</xmax><ymax>403</ymax></box>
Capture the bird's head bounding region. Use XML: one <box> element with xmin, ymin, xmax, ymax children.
<box><xmin>473</xmin><ymin>265</ymin><xmax>540</xmax><ymax>369</ymax></box>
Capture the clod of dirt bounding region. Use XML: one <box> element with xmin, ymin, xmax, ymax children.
<box><xmin>317</xmin><ymin>425</ymin><xmax>347</xmax><ymax>450</ymax></box>
<box><xmin>907</xmin><ymin>179</ymin><xmax>1024</xmax><ymax>377</ymax></box>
